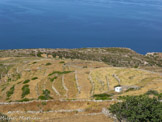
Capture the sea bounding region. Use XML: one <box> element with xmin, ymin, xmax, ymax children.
<box><xmin>0</xmin><ymin>0</ymin><xmax>162</xmax><ymax>54</ymax></box>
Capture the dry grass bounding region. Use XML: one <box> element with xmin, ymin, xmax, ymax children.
<box><xmin>47</xmin><ymin>114</ymin><xmax>114</xmax><ymax>122</ymax></box>
<box><xmin>0</xmin><ymin>57</ymin><xmax>161</xmax><ymax>101</ymax></box>
<box><xmin>0</xmin><ymin>100</ymin><xmax>113</xmax><ymax>122</ymax></box>
<box><xmin>64</xmin><ymin>73</ymin><xmax>78</xmax><ymax>99</ymax></box>
<box><xmin>54</xmin><ymin>75</ymin><xmax>66</xmax><ymax>97</ymax></box>
<box><xmin>77</xmin><ymin>69</ymin><xmax>92</xmax><ymax>99</ymax></box>
<box><xmin>90</xmin><ymin>67</ymin><xmax>162</xmax><ymax>96</ymax></box>
<box><xmin>0</xmin><ymin>57</ymin><xmax>162</xmax><ymax>121</ymax></box>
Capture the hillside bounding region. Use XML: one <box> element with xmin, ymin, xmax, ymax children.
<box><xmin>0</xmin><ymin>48</ymin><xmax>162</xmax><ymax>68</ymax></box>
<box><xmin>0</xmin><ymin>49</ymin><xmax>162</xmax><ymax>121</ymax></box>
<box><xmin>0</xmin><ymin>57</ymin><xmax>162</xmax><ymax>101</ymax></box>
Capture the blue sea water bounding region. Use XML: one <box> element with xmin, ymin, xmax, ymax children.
<box><xmin>0</xmin><ymin>0</ymin><xmax>162</xmax><ymax>54</ymax></box>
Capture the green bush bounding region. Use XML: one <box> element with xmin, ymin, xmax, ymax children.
<box><xmin>38</xmin><ymin>95</ymin><xmax>47</xmax><ymax>100</ymax></box>
<box><xmin>145</xmin><ymin>90</ymin><xmax>159</xmax><ymax>96</ymax></box>
<box><xmin>62</xmin><ymin>71</ymin><xmax>73</xmax><ymax>74</ymax></box>
<box><xmin>38</xmin><ymin>89</ymin><xmax>53</xmax><ymax>100</ymax></box>
<box><xmin>109</xmin><ymin>95</ymin><xmax>162</xmax><ymax>122</ymax></box>
<box><xmin>32</xmin><ymin>77</ymin><xmax>38</xmax><ymax>80</ymax></box>
<box><xmin>49</xmin><ymin>76</ymin><xmax>57</xmax><ymax>82</ymax></box>
<box><xmin>134</xmin><ymin>65</ymin><xmax>138</xmax><ymax>68</ymax></box>
<box><xmin>93</xmin><ymin>93</ymin><xmax>112</xmax><ymax>100</ymax></box>
<box><xmin>21</xmin><ymin>85</ymin><xmax>30</xmax><ymax>98</ymax></box>
<box><xmin>59</xmin><ymin>61</ymin><xmax>65</xmax><ymax>64</ymax></box>
<box><xmin>158</xmin><ymin>93</ymin><xmax>162</xmax><ymax>100</ymax></box>
<box><xmin>23</xmin><ymin>79</ymin><xmax>30</xmax><ymax>84</ymax></box>
<box><xmin>16</xmin><ymin>98</ymin><xmax>34</xmax><ymax>102</ymax></box>
<box><xmin>48</xmin><ymin>71</ymin><xmax>73</xmax><ymax>76</ymax></box>
<box><xmin>7</xmin><ymin>78</ymin><xmax>11</xmax><ymax>82</ymax></box>
<box><xmin>48</xmin><ymin>71</ymin><xmax>60</xmax><ymax>76</ymax></box>
<box><xmin>46</xmin><ymin>63</ymin><xmax>52</xmax><ymax>66</ymax></box>
<box><xmin>32</xmin><ymin>62</ymin><xmax>37</xmax><ymax>64</ymax></box>
<box><xmin>37</xmin><ymin>52</ymin><xmax>43</xmax><ymax>57</ymax></box>
<box><xmin>43</xmin><ymin>89</ymin><xmax>50</xmax><ymax>95</ymax></box>
<box><xmin>6</xmin><ymin>85</ymin><xmax>15</xmax><ymax>98</ymax></box>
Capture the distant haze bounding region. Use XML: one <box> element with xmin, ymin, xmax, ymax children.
<box><xmin>0</xmin><ymin>0</ymin><xmax>162</xmax><ymax>54</ymax></box>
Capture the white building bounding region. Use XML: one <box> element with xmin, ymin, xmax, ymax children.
<box><xmin>115</xmin><ymin>86</ymin><xmax>122</xmax><ymax>93</ymax></box>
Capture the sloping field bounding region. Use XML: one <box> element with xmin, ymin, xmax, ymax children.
<box><xmin>0</xmin><ymin>100</ymin><xmax>114</xmax><ymax>122</ymax></box>
<box><xmin>90</xmin><ymin>67</ymin><xmax>162</xmax><ymax>96</ymax></box>
<box><xmin>0</xmin><ymin>57</ymin><xmax>162</xmax><ymax>102</ymax></box>
<box><xmin>0</xmin><ymin>57</ymin><xmax>162</xmax><ymax>121</ymax></box>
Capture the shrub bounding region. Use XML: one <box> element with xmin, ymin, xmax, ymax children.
<box><xmin>48</xmin><ymin>71</ymin><xmax>73</xmax><ymax>76</ymax></box>
<box><xmin>158</xmin><ymin>93</ymin><xmax>162</xmax><ymax>100</ymax></box>
<box><xmin>134</xmin><ymin>65</ymin><xmax>138</xmax><ymax>68</ymax></box>
<box><xmin>32</xmin><ymin>62</ymin><xmax>37</xmax><ymax>64</ymax></box>
<box><xmin>7</xmin><ymin>78</ymin><xmax>11</xmax><ymax>82</ymax></box>
<box><xmin>145</xmin><ymin>90</ymin><xmax>159</xmax><ymax>96</ymax></box>
<box><xmin>16</xmin><ymin>98</ymin><xmax>33</xmax><ymax>102</ymax></box>
<box><xmin>37</xmin><ymin>52</ymin><xmax>43</xmax><ymax>57</ymax></box>
<box><xmin>46</xmin><ymin>62</ymin><xmax>52</xmax><ymax>66</ymax></box>
<box><xmin>62</xmin><ymin>71</ymin><xmax>73</xmax><ymax>74</ymax></box>
<box><xmin>49</xmin><ymin>76</ymin><xmax>57</xmax><ymax>82</ymax></box>
<box><xmin>48</xmin><ymin>71</ymin><xmax>61</xmax><ymax>76</ymax></box>
<box><xmin>59</xmin><ymin>61</ymin><xmax>65</xmax><ymax>64</ymax></box>
<box><xmin>43</xmin><ymin>89</ymin><xmax>50</xmax><ymax>95</ymax></box>
<box><xmin>32</xmin><ymin>77</ymin><xmax>38</xmax><ymax>80</ymax></box>
<box><xmin>23</xmin><ymin>79</ymin><xmax>30</xmax><ymax>84</ymax></box>
<box><xmin>21</xmin><ymin>85</ymin><xmax>30</xmax><ymax>98</ymax></box>
<box><xmin>93</xmin><ymin>93</ymin><xmax>112</xmax><ymax>100</ymax></box>
<box><xmin>109</xmin><ymin>95</ymin><xmax>162</xmax><ymax>122</ymax></box>
<box><xmin>38</xmin><ymin>89</ymin><xmax>53</xmax><ymax>100</ymax></box>
<box><xmin>6</xmin><ymin>85</ymin><xmax>15</xmax><ymax>98</ymax></box>
<box><xmin>38</xmin><ymin>96</ymin><xmax>47</xmax><ymax>100</ymax></box>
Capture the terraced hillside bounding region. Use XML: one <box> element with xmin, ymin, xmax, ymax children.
<box><xmin>0</xmin><ymin>57</ymin><xmax>162</xmax><ymax>121</ymax></box>
<box><xmin>0</xmin><ymin>57</ymin><xmax>162</xmax><ymax>102</ymax></box>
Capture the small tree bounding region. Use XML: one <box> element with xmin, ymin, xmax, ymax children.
<box><xmin>145</xmin><ymin>90</ymin><xmax>159</xmax><ymax>96</ymax></box>
<box><xmin>38</xmin><ymin>89</ymin><xmax>53</xmax><ymax>100</ymax></box>
<box><xmin>109</xmin><ymin>95</ymin><xmax>162</xmax><ymax>122</ymax></box>
<box><xmin>37</xmin><ymin>51</ymin><xmax>43</xmax><ymax>57</ymax></box>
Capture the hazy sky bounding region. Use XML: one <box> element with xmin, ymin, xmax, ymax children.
<box><xmin>0</xmin><ymin>0</ymin><xmax>162</xmax><ymax>54</ymax></box>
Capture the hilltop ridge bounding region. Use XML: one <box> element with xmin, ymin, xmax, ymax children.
<box><xmin>0</xmin><ymin>48</ymin><xmax>161</xmax><ymax>68</ymax></box>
